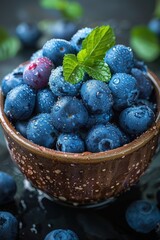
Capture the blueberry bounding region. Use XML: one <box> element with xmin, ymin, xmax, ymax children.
<box><xmin>131</xmin><ymin>68</ymin><xmax>153</xmax><ymax>99</ymax></box>
<box><xmin>148</xmin><ymin>18</ymin><xmax>160</xmax><ymax>36</ymax></box>
<box><xmin>15</xmin><ymin>120</ymin><xmax>28</xmax><ymax>138</ymax></box>
<box><xmin>104</xmin><ymin>44</ymin><xmax>134</xmax><ymax>73</ymax></box>
<box><xmin>80</xmin><ymin>80</ymin><xmax>113</xmax><ymax>114</ymax></box>
<box><xmin>56</xmin><ymin>133</ymin><xmax>85</xmax><ymax>153</ymax></box>
<box><xmin>109</xmin><ymin>73</ymin><xmax>139</xmax><ymax>110</ymax></box>
<box><xmin>44</xmin><ymin>229</ymin><xmax>79</xmax><ymax>240</ymax></box>
<box><xmin>49</xmin><ymin>67</ymin><xmax>81</xmax><ymax>97</ymax></box>
<box><xmin>71</xmin><ymin>27</ymin><xmax>92</xmax><ymax>52</ymax></box>
<box><xmin>133</xmin><ymin>59</ymin><xmax>147</xmax><ymax>72</ymax></box>
<box><xmin>23</xmin><ymin>57</ymin><xmax>54</xmax><ymax>89</ymax></box>
<box><xmin>125</xmin><ymin>200</ymin><xmax>160</xmax><ymax>233</ymax></box>
<box><xmin>0</xmin><ymin>172</ymin><xmax>17</xmax><ymax>205</ymax></box>
<box><xmin>0</xmin><ymin>211</ymin><xmax>18</xmax><ymax>240</ymax></box>
<box><xmin>1</xmin><ymin>73</ymin><xmax>23</xmax><ymax>96</ymax></box>
<box><xmin>86</xmin><ymin>111</ymin><xmax>113</xmax><ymax>128</ymax></box>
<box><xmin>108</xmin><ymin>124</ymin><xmax>130</xmax><ymax>145</ymax></box>
<box><xmin>119</xmin><ymin>105</ymin><xmax>155</xmax><ymax>135</ymax></box>
<box><xmin>4</xmin><ymin>84</ymin><xmax>36</xmax><ymax>121</ymax></box>
<box><xmin>27</xmin><ymin>113</ymin><xmax>58</xmax><ymax>148</ymax></box>
<box><xmin>43</xmin><ymin>39</ymin><xmax>76</xmax><ymax>67</ymax></box>
<box><xmin>12</xmin><ymin>63</ymin><xmax>27</xmax><ymax>76</ymax></box>
<box><xmin>36</xmin><ymin>88</ymin><xmax>57</xmax><ymax>113</ymax></box>
<box><xmin>16</xmin><ymin>22</ymin><xmax>42</xmax><ymax>48</ymax></box>
<box><xmin>51</xmin><ymin>96</ymin><xmax>88</xmax><ymax>133</ymax></box>
<box><xmin>51</xmin><ymin>20</ymin><xmax>78</xmax><ymax>40</ymax></box>
<box><xmin>30</xmin><ymin>49</ymin><xmax>43</xmax><ymax>61</ymax></box>
<box><xmin>85</xmin><ymin>123</ymin><xmax>123</xmax><ymax>153</ymax></box>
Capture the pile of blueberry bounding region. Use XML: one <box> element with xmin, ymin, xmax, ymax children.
<box><xmin>1</xmin><ymin>27</ymin><xmax>156</xmax><ymax>153</ymax></box>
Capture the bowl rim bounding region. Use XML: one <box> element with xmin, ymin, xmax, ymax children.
<box><xmin>0</xmin><ymin>70</ymin><xmax>160</xmax><ymax>163</ymax></box>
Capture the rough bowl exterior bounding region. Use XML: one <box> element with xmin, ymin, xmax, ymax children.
<box><xmin>0</xmin><ymin>71</ymin><xmax>160</xmax><ymax>206</ymax></box>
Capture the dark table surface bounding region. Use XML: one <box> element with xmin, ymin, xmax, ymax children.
<box><xmin>1</xmin><ymin>0</ymin><xmax>160</xmax><ymax>239</ymax></box>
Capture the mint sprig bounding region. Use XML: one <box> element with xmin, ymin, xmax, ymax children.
<box><xmin>63</xmin><ymin>25</ymin><xmax>115</xmax><ymax>84</ymax></box>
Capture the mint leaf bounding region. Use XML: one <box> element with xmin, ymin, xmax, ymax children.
<box><xmin>130</xmin><ymin>26</ymin><xmax>160</xmax><ymax>62</ymax></box>
<box><xmin>40</xmin><ymin>0</ymin><xmax>83</xmax><ymax>21</ymax></box>
<box><xmin>63</xmin><ymin>54</ymin><xmax>85</xmax><ymax>84</ymax></box>
<box><xmin>0</xmin><ymin>27</ymin><xmax>21</xmax><ymax>61</ymax></box>
<box><xmin>40</xmin><ymin>0</ymin><xmax>66</xmax><ymax>10</ymax></box>
<box><xmin>84</xmin><ymin>60</ymin><xmax>111</xmax><ymax>82</ymax></box>
<box><xmin>0</xmin><ymin>27</ymin><xmax>9</xmax><ymax>43</ymax></box>
<box><xmin>62</xmin><ymin>2</ymin><xmax>83</xmax><ymax>21</ymax></box>
<box><xmin>81</xmin><ymin>25</ymin><xmax>115</xmax><ymax>61</ymax></box>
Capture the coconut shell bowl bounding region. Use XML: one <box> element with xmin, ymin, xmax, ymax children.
<box><xmin>0</xmin><ymin>71</ymin><xmax>160</xmax><ymax>208</ymax></box>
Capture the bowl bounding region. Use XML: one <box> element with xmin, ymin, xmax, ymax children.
<box><xmin>0</xmin><ymin>71</ymin><xmax>160</xmax><ymax>207</ymax></box>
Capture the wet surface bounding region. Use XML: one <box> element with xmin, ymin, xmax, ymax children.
<box><xmin>1</xmin><ymin>0</ymin><xmax>160</xmax><ymax>239</ymax></box>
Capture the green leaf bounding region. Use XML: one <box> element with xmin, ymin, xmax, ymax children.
<box><xmin>130</xmin><ymin>26</ymin><xmax>160</xmax><ymax>62</ymax></box>
<box><xmin>84</xmin><ymin>60</ymin><xmax>111</xmax><ymax>82</ymax></box>
<box><xmin>62</xmin><ymin>2</ymin><xmax>83</xmax><ymax>21</ymax></box>
<box><xmin>63</xmin><ymin>54</ymin><xmax>85</xmax><ymax>84</ymax></box>
<box><xmin>0</xmin><ymin>37</ymin><xmax>21</xmax><ymax>61</ymax></box>
<box><xmin>0</xmin><ymin>27</ymin><xmax>9</xmax><ymax>43</ymax></box>
<box><xmin>77</xmin><ymin>49</ymin><xmax>87</xmax><ymax>63</ymax></box>
<box><xmin>40</xmin><ymin>0</ymin><xmax>83</xmax><ymax>21</ymax></box>
<box><xmin>81</xmin><ymin>25</ymin><xmax>115</xmax><ymax>61</ymax></box>
<box><xmin>40</xmin><ymin>0</ymin><xmax>67</xmax><ymax>10</ymax></box>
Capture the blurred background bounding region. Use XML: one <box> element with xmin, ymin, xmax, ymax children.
<box><xmin>0</xmin><ymin>0</ymin><xmax>158</xmax><ymax>79</ymax></box>
<box><xmin>1</xmin><ymin>1</ymin><xmax>160</xmax><ymax>239</ymax></box>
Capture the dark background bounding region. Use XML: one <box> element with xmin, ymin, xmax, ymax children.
<box><xmin>1</xmin><ymin>1</ymin><xmax>160</xmax><ymax>240</ymax></box>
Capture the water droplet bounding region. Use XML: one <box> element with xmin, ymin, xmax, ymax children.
<box><xmin>113</xmin><ymin>78</ymin><xmax>120</xmax><ymax>84</ymax></box>
<box><xmin>96</xmin><ymin>91</ymin><xmax>103</xmax><ymax>98</ymax></box>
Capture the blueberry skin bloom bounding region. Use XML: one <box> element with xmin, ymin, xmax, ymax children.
<box><xmin>43</xmin><ymin>39</ymin><xmax>76</xmax><ymax>67</ymax></box>
<box><xmin>23</xmin><ymin>57</ymin><xmax>54</xmax><ymax>89</ymax></box>
<box><xmin>125</xmin><ymin>200</ymin><xmax>160</xmax><ymax>233</ymax></box>
<box><xmin>36</xmin><ymin>88</ymin><xmax>57</xmax><ymax>113</ymax></box>
<box><xmin>119</xmin><ymin>105</ymin><xmax>155</xmax><ymax>135</ymax></box>
<box><xmin>4</xmin><ymin>84</ymin><xmax>36</xmax><ymax>121</ymax></box>
<box><xmin>85</xmin><ymin>123</ymin><xmax>122</xmax><ymax>153</ymax></box>
<box><xmin>49</xmin><ymin>67</ymin><xmax>81</xmax><ymax>97</ymax></box>
<box><xmin>27</xmin><ymin>113</ymin><xmax>58</xmax><ymax>148</ymax></box>
<box><xmin>71</xmin><ymin>27</ymin><xmax>92</xmax><ymax>52</ymax></box>
<box><xmin>1</xmin><ymin>72</ymin><xmax>23</xmax><ymax>96</ymax></box>
<box><xmin>131</xmin><ymin>68</ymin><xmax>153</xmax><ymax>99</ymax></box>
<box><xmin>0</xmin><ymin>172</ymin><xmax>17</xmax><ymax>205</ymax></box>
<box><xmin>0</xmin><ymin>211</ymin><xmax>18</xmax><ymax>240</ymax></box>
<box><xmin>51</xmin><ymin>96</ymin><xmax>88</xmax><ymax>133</ymax></box>
<box><xmin>81</xmin><ymin>80</ymin><xmax>113</xmax><ymax>114</ymax></box>
<box><xmin>56</xmin><ymin>133</ymin><xmax>85</xmax><ymax>153</ymax></box>
<box><xmin>104</xmin><ymin>44</ymin><xmax>134</xmax><ymax>73</ymax></box>
<box><xmin>109</xmin><ymin>73</ymin><xmax>139</xmax><ymax>110</ymax></box>
<box><xmin>44</xmin><ymin>229</ymin><xmax>79</xmax><ymax>240</ymax></box>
